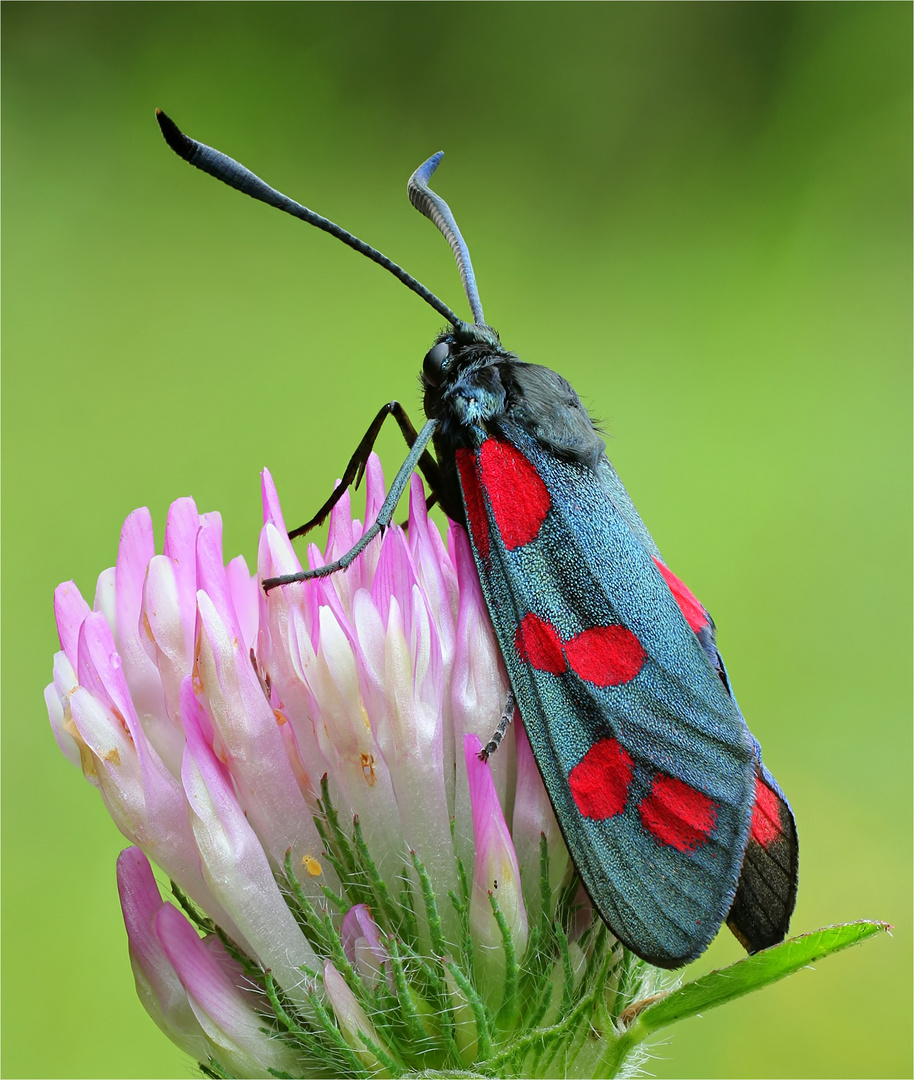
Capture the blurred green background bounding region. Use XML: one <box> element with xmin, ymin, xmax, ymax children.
<box><xmin>3</xmin><ymin>4</ymin><xmax>910</xmax><ymax>1078</ymax></box>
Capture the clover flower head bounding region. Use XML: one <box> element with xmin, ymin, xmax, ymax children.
<box><xmin>45</xmin><ymin>456</ymin><xmax>665</xmax><ymax>1078</ymax></box>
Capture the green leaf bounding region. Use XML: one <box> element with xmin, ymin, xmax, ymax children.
<box><xmin>626</xmin><ymin>921</ymin><xmax>890</xmax><ymax>1038</ymax></box>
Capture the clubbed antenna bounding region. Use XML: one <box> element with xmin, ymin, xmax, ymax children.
<box><xmin>155</xmin><ymin>109</ymin><xmax>463</xmax><ymax>327</ymax></box>
<box><xmin>408</xmin><ymin>153</ymin><xmax>486</xmax><ymax>326</ymax></box>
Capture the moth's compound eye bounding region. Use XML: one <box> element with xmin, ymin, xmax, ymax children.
<box><xmin>423</xmin><ymin>341</ymin><xmax>451</xmax><ymax>387</ymax></box>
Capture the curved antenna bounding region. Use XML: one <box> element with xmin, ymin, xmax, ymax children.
<box><xmin>155</xmin><ymin>110</ymin><xmax>462</xmax><ymax>327</ymax></box>
<box><xmin>408</xmin><ymin>153</ymin><xmax>485</xmax><ymax>326</ymax></box>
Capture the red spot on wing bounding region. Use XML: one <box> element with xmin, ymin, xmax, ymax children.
<box><xmin>749</xmin><ymin>776</ymin><xmax>782</xmax><ymax>848</ymax></box>
<box><xmin>516</xmin><ymin>613</ymin><xmax>647</xmax><ymax>688</ymax></box>
<box><xmin>639</xmin><ymin>774</ymin><xmax>718</xmax><ymax>853</ymax></box>
<box><xmin>515</xmin><ymin>613</ymin><xmax>565</xmax><ymax>675</ymax></box>
<box><xmin>478</xmin><ymin>439</ymin><xmax>550</xmax><ymax>550</ymax></box>
<box><xmin>569</xmin><ymin>738</ymin><xmax>633</xmax><ymax>819</ymax></box>
<box><xmin>565</xmin><ymin>625</ymin><xmax>646</xmax><ymax>686</ymax></box>
<box><xmin>456</xmin><ymin>447</ymin><xmax>490</xmax><ymax>559</ymax></box>
<box><xmin>653</xmin><ymin>558</ymin><xmax>709</xmax><ymax>633</ymax></box>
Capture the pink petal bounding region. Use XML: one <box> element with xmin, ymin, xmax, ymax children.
<box><xmin>326</xmin><ymin>486</ymin><xmax>356</xmax><ymax>565</ymax></box>
<box><xmin>68</xmin><ymin>684</ymin><xmax>146</xmax><ymax>815</ymax></box>
<box><xmin>341</xmin><ymin>904</ymin><xmax>391</xmax><ymax>989</ymax></box>
<box><xmin>375</xmin><ymin>597</ymin><xmax>459</xmax><ymax>942</ymax></box>
<box><xmin>115</xmin><ymin>507</ymin><xmax>155</xmax><ymax>640</ymax></box>
<box><xmin>193</xmin><ymin>590</ymin><xmax>326</xmax><ymax>875</ymax></box>
<box><xmin>180</xmin><ymin>680</ymin><xmax>320</xmax><ymax>1006</ymax></box>
<box><xmin>155</xmin><ymin>904</ymin><xmax>296</xmax><ymax>1076</ymax></box>
<box><xmin>114</xmin><ymin>508</ymin><xmax>165</xmax><ymax>720</ymax></box>
<box><xmin>45</xmin><ymin>660</ymin><xmax>80</xmax><ymax>768</ymax></box>
<box><xmin>116</xmin><ymin>848</ymin><xmax>211</xmax><ymax>1061</ymax></box>
<box><xmin>163</xmin><ymin>496</ymin><xmax>201</xmax><ymax>655</ymax></box>
<box><xmin>93</xmin><ymin>566</ymin><xmax>117</xmax><ymax>637</ymax></box>
<box><xmin>118</xmin><ymin>847</ymin><xmax>168</xmax><ymax>969</ymax></box>
<box><xmin>258</xmin><ymin>521</ymin><xmax>304</xmax><ymax>595</ymax></box>
<box><xmin>371</xmin><ymin>523</ymin><xmax>416</xmax><ymax>627</ymax></box>
<box><xmin>75</xmin><ymin>611</ymin><xmax>134</xmax><ymax>729</ymax></box>
<box><xmin>464</xmin><ymin>733</ymin><xmax>527</xmax><ymax>999</ymax></box>
<box><xmin>362</xmin><ymin>453</ymin><xmax>387</xmax><ymax>534</ymax></box>
<box><xmin>408</xmin><ymin>473</ymin><xmax>457</xmax><ymax>664</ymax></box>
<box><xmin>54</xmin><ymin>581</ymin><xmax>90</xmax><ymax>668</ymax></box>
<box><xmin>341</xmin><ymin>903</ymin><xmax>384</xmax><ymax>959</ymax></box>
<box><xmin>195</xmin><ymin>512</ymin><xmax>242</xmax><ymax>643</ymax></box>
<box><xmin>140</xmin><ymin>554</ymin><xmax>189</xmax><ymax>775</ymax></box>
<box><xmin>322</xmin><ymin>961</ymin><xmax>388</xmax><ymax>1070</ymax></box>
<box><xmin>155</xmin><ymin>903</ymin><xmax>247</xmax><ymax>1025</ymax></box>
<box><xmin>260</xmin><ymin>467</ymin><xmax>287</xmax><ymax>532</ymax></box>
<box><xmin>226</xmin><ymin>555</ymin><xmax>258</xmax><ymax>653</ymax></box>
<box><xmin>349</xmin><ymin>589</ymin><xmax>388</xmax><ymax>724</ymax></box>
<box><xmin>71</xmin><ymin>615</ymin><xmax>232</xmax><ymax>935</ymax></box>
<box><xmin>259</xmin><ymin>591</ymin><xmax>328</xmax><ymax>797</ymax></box>
<box><xmin>300</xmin><ymin>605</ymin><xmax>398</xmax><ymax>847</ymax></box>
<box><xmin>451</xmin><ymin>528</ymin><xmax>513</xmax><ymax>807</ymax></box>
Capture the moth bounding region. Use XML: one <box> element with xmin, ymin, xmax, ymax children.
<box><xmin>157</xmin><ymin>110</ymin><xmax>798</xmax><ymax>968</ymax></box>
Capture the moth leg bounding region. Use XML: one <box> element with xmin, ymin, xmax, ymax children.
<box><xmin>289</xmin><ymin>401</ymin><xmax>443</xmax><ymax>540</ymax></box>
<box><xmin>265</xmin><ymin>418</ymin><xmax>438</xmax><ymax>590</ymax></box>
<box><xmin>479</xmin><ymin>692</ymin><xmax>517</xmax><ymax>761</ymax></box>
